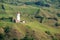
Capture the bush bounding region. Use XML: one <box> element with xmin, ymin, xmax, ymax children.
<box><xmin>52</xmin><ymin>37</ymin><xmax>57</xmax><ymax>40</ymax></box>
<box><xmin>9</xmin><ymin>17</ymin><xmax>13</xmax><ymax>22</ymax></box>
<box><xmin>45</xmin><ymin>31</ymin><xmax>51</xmax><ymax>35</ymax></box>
<box><xmin>0</xmin><ymin>17</ymin><xmax>13</xmax><ymax>22</ymax></box>
<box><xmin>57</xmin><ymin>13</ymin><xmax>60</xmax><ymax>17</ymax></box>
<box><xmin>1</xmin><ymin>4</ymin><xmax>5</xmax><ymax>10</ymax></box>
<box><xmin>50</xmin><ymin>35</ymin><xmax>57</xmax><ymax>40</ymax></box>
<box><xmin>35</xmin><ymin>1</ymin><xmax>44</xmax><ymax>6</ymax></box>
<box><xmin>55</xmin><ymin>22</ymin><xmax>60</xmax><ymax>27</ymax></box>
<box><xmin>0</xmin><ymin>33</ymin><xmax>5</xmax><ymax>40</ymax></box>
<box><xmin>13</xmin><ymin>38</ymin><xmax>18</xmax><ymax>40</ymax></box>
<box><xmin>44</xmin><ymin>4</ymin><xmax>50</xmax><ymax>7</ymax></box>
<box><xmin>4</xmin><ymin>26</ymin><xmax>11</xmax><ymax>33</ymax></box>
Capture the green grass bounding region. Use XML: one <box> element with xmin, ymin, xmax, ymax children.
<box><xmin>0</xmin><ymin>1</ymin><xmax>60</xmax><ymax>40</ymax></box>
<box><xmin>25</xmin><ymin>21</ymin><xmax>60</xmax><ymax>33</ymax></box>
<box><xmin>0</xmin><ymin>2</ymin><xmax>60</xmax><ymax>34</ymax></box>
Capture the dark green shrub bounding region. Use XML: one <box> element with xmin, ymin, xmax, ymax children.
<box><xmin>50</xmin><ymin>35</ymin><xmax>57</xmax><ymax>40</ymax></box>
<box><xmin>1</xmin><ymin>17</ymin><xmax>13</xmax><ymax>22</ymax></box>
<box><xmin>1</xmin><ymin>4</ymin><xmax>5</xmax><ymax>10</ymax></box>
<box><xmin>35</xmin><ymin>1</ymin><xmax>44</xmax><ymax>6</ymax></box>
<box><xmin>13</xmin><ymin>38</ymin><xmax>18</xmax><ymax>40</ymax></box>
<box><xmin>55</xmin><ymin>22</ymin><xmax>60</xmax><ymax>27</ymax></box>
<box><xmin>0</xmin><ymin>34</ymin><xmax>4</xmax><ymax>40</ymax></box>
<box><xmin>52</xmin><ymin>37</ymin><xmax>57</xmax><ymax>40</ymax></box>
<box><xmin>52</xmin><ymin>38</ymin><xmax>57</xmax><ymax>40</ymax></box>
<box><xmin>57</xmin><ymin>13</ymin><xmax>60</xmax><ymax>17</ymax></box>
<box><xmin>4</xmin><ymin>26</ymin><xmax>11</xmax><ymax>33</ymax></box>
<box><xmin>45</xmin><ymin>31</ymin><xmax>51</xmax><ymax>35</ymax></box>
<box><xmin>9</xmin><ymin>17</ymin><xmax>13</xmax><ymax>22</ymax></box>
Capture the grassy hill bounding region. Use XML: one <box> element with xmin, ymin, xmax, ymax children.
<box><xmin>0</xmin><ymin>0</ymin><xmax>60</xmax><ymax>40</ymax></box>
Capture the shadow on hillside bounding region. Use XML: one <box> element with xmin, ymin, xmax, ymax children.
<box><xmin>0</xmin><ymin>17</ymin><xmax>13</xmax><ymax>22</ymax></box>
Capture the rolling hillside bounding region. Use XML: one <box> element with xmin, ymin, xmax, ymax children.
<box><xmin>0</xmin><ymin>0</ymin><xmax>60</xmax><ymax>40</ymax></box>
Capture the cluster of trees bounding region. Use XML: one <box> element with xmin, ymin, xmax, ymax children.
<box><xmin>24</xmin><ymin>1</ymin><xmax>50</xmax><ymax>7</ymax></box>
<box><xmin>0</xmin><ymin>0</ymin><xmax>60</xmax><ymax>7</ymax></box>
<box><xmin>0</xmin><ymin>17</ymin><xmax>13</xmax><ymax>22</ymax></box>
<box><xmin>0</xmin><ymin>0</ymin><xmax>50</xmax><ymax>7</ymax></box>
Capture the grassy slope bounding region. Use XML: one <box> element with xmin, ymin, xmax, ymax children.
<box><xmin>0</xmin><ymin>2</ymin><xmax>60</xmax><ymax>40</ymax></box>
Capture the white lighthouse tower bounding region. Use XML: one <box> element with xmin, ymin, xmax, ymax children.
<box><xmin>16</xmin><ymin>12</ymin><xmax>20</xmax><ymax>23</ymax></box>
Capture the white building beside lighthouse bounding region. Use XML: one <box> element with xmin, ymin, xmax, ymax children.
<box><xmin>16</xmin><ymin>12</ymin><xmax>20</xmax><ymax>23</ymax></box>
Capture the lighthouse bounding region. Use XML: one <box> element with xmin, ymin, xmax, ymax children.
<box><xmin>16</xmin><ymin>12</ymin><xmax>20</xmax><ymax>23</ymax></box>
